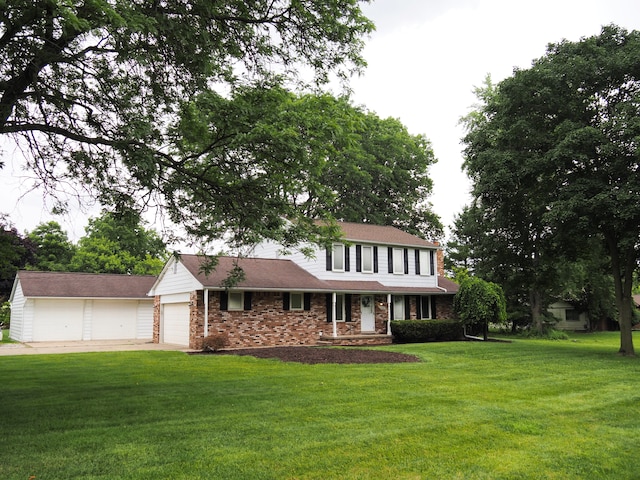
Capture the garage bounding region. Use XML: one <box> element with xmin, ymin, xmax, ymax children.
<box><xmin>32</xmin><ymin>298</ymin><xmax>85</xmax><ymax>341</ymax></box>
<box><xmin>91</xmin><ymin>300</ymin><xmax>139</xmax><ymax>340</ymax></box>
<box><xmin>162</xmin><ymin>302</ymin><xmax>190</xmax><ymax>346</ymax></box>
<box><xmin>9</xmin><ymin>271</ymin><xmax>156</xmax><ymax>343</ymax></box>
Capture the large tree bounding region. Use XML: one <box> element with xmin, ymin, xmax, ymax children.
<box><xmin>0</xmin><ymin>215</ymin><xmax>35</xmax><ymax>299</ymax></box>
<box><xmin>26</xmin><ymin>221</ymin><xmax>76</xmax><ymax>271</ymax></box>
<box><xmin>459</xmin><ymin>77</ymin><xmax>562</xmax><ymax>332</ymax></box>
<box><xmin>0</xmin><ymin>0</ymin><xmax>373</xmax><ymax>246</ymax></box>
<box><xmin>173</xmin><ymin>85</ymin><xmax>442</xmax><ymax>247</ymax></box>
<box><xmin>460</xmin><ymin>25</ymin><xmax>640</xmax><ymax>355</ymax></box>
<box><xmin>70</xmin><ymin>209</ymin><xmax>168</xmax><ymax>275</ymax></box>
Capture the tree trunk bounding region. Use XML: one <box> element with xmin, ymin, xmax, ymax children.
<box><xmin>606</xmin><ymin>235</ymin><xmax>635</xmax><ymax>356</ymax></box>
<box><xmin>530</xmin><ymin>289</ymin><xmax>544</xmax><ymax>332</ymax></box>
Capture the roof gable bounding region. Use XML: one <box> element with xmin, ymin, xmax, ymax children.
<box><xmin>14</xmin><ymin>271</ymin><xmax>156</xmax><ymax>299</ymax></box>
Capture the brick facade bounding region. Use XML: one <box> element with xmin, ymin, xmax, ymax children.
<box><xmin>154</xmin><ymin>291</ymin><xmax>457</xmax><ymax>349</ymax></box>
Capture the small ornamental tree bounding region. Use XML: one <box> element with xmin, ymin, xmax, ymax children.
<box><xmin>454</xmin><ymin>277</ymin><xmax>507</xmax><ymax>340</ymax></box>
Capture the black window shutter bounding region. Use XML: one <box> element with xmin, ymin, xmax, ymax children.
<box><xmin>326</xmin><ymin>294</ymin><xmax>333</xmax><ymax>322</ymax></box>
<box><xmin>388</xmin><ymin>247</ymin><xmax>393</xmax><ymax>273</ymax></box>
<box><xmin>404</xmin><ymin>248</ymin><xmax>409</xmax><ymax>274</ymax></box>
<box><xmin>390</xmin><ymin>296</ymin><xmax>395</xmax><ymax>319</ymax></box>
<box><xmin>430</xmin><ymin>250</ymin><xmax>435</xmax><ymax>275</ymax></box>
<box><xmin>326</xmin><ymin>248</ymin><xmax>332</xmax><ymax>271</ymax></box>
<box><xmin>373</xmin><ymin>246</ymin><xmax>379</xmax><ymax>273</ymax></box>
<box><xmin>415</xmin><ymin>250</ymin><xmax>421</xmax><ymax>275</ymax></box>
<box><xmin>416</xmin><ymin>296</ymin><xmax>422</xmax><ymax>319</ymax></box>
<box><xmin>344</xmin><ymin>246</ymin><xmax>350</xmax><ymax>271</ymax></box>
<box><xmin>283</xmin><ymin>292</ymin><xmax>290</xmax><ymax>311</ymax></box>
<box><xmin>220</xmin><ymin>291</ymin><xmax>228</xmax><ymax>311</ymax></box>
<box><xmin>345</xmin><ymin>294</ymin><xmax>352</xmax><ymax>322</ymax></box>
<box><xmin>356</xmin><ymin>245</ymin><xmax>362</xmax><ymax>272</ymax></box>
<box><xmin>431</xmin><ymin>296</ymin><xmax>437</xmax><ymax>319</ymax></box>
<box><xmin>304</xmin><ymin>293</ymin><xmax>312</xmax><ymax>311</ymax></box>
<box><xmin>404</xmin><ymin>296</ymin><xmax>411</xmax><ymax>319</ymax></box>
<box><xmin>244</xmin><ymin>292</ymin><xmax>252</xmax><ymax>311</ymax></box>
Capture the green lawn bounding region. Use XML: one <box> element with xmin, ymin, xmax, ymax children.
<box><xmin>1</xmin><ymin>332</ymin><xmax>639</xmax><ymax>479</ymax></box>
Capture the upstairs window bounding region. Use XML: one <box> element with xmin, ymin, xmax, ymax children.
<box><xmin>418</xmin><ymin>250</ymin><xmax>436</xmax><ymax>276</ymax></box>
<box><xmin>391</xmin><ymin>247</ymin><xmax>407</xmax><ymax>274</ymax></box>
<box><xmin>326</xmin><ymin>243</ymin><xmax>350</xmax><ymax>272</ymax></box>
<box><xmin>333</xmin><ymin>243</ymin><xmax>345</xmax><ymax>271</ymax></box>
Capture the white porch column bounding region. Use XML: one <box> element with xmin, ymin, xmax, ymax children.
<box><xmin>204</xmin><ymin>289</ymin><xmax>209</xmax><ymax>338</ymax></box>
<box><xmin>332</xmin><ymin>292</ymin><xmax>338</xmax><ymax>337</ymax></box>
<box><xmin>387</xmin><ymin>293</ymin><xmax>392</xmax><ymax>335</ymax></box>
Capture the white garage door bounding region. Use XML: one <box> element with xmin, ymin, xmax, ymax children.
<box><xmin>32</xmin><ymin>299</ymin><xmax>84</xmax><ymax>341</ymax></box>
<box><xmin>163</xmin><ymin>303</ymin><xmax>190</xmax><ymax>346</ymax></box>
<box><xmin>92</xmin><ymin>300</ymin><xmax>138</xmax><ymax>340</ymax></box>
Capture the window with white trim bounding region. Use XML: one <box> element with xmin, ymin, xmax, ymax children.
<box><xmin>332</xmin><ymin>243</ymin><xmax>345</xmax><ymax>271</ymax></box>
<box><xmin>290</xmin><ymin>292</ymin><xmax>303</xmax><ymax>310</ymax></box>
<box><xmin>361</xmin><ymin>245</ymin><xmax>373</xmax><ymax>273</ymax></box>
<box><xmin>393</xmin><ymin>248</ymin><xmax>404</xmax><ymax>274</ymax></box>
<box><xmin>228</xmin><ymin>292</ymin><xmax>244</xmax><ymax>311</ymax></box>
<box><xmin>419</xmin><ymin>250</ymin><xmax>436</xmax><ymax>276</ymax></box>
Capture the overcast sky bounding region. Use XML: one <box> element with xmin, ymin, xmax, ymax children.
<box><xmin>2</xmin><ymin>0</ymin><xmax>640</xmax><ymax>243</ymax></box>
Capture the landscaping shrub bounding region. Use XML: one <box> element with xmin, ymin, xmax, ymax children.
<box><xmin>202</xmin><ymin>333</ymin><xmax>230</xmax><ymax>352</ymax></box>
<box><xmin>0</xmin><ymin>301</ymin><xmax>10</xmax><ymax>329</ymax></box>
<box><xmin>391</xmin><ymin>319</ymin><xmax>464</xmax><ymax>343</ymax></box>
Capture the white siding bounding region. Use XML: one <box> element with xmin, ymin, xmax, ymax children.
<box><xmin>264</xmin><ymin>243</ymin><xmax>440</xmax><ymax>289</ymax></box>
<box><xmin>9</xmin><ymin>282</ymin><xmax>25</xmax><ymax>341</ymax></box>
<box><xmin>152</xmin><ymin>259</ymin><xmax>201</xmax><ymax>295</ymax></box>
<box><xmin>137</xmin><ymin>301</ymin><xmax>154</xmax><ymax>339</ymax></box>
<box><xmin>82</xmin><ymin>300</ymin><xmax>93</xmax><ymax>340</ymax></box>
<box><xmin>22</xmin><ymin>299</ymin><xmax>35</xmax><ymax>342</ymax></box>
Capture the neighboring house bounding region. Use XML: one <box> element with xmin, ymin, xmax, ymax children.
<box><xmin>9</xmin><ymin>271</ymin><xmax>156</xmax><ymax>342</ymax></box>
<box><xmin>547</xmin><ymin>300</ymin><xmax>589</xmax><ymax>331</ymax></box>
<box><xmin>149</xmin><ymin>222</ymin><xmax>459</xmax><ymax>349</ymax></box>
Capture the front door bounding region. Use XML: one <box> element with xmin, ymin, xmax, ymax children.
<box><xmin>361</xmin><ymin>295</ymin><xmax>375</xmax><ymax>332</ymax></box>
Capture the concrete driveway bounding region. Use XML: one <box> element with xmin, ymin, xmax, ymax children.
<box><xmin>0</xmin><ymin>339</ymin><xmax>189</xmax><ymax>356</ymax></box>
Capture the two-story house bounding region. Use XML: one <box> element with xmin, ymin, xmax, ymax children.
<box><xmin>148</xmin><ymin>222</ymin><xmax>459</xmax><ymax>349</ymax></box>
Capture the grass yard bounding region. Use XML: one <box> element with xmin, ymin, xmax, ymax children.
<box><xmin>1</xmin><ymin>332</ymin><xmax>639</xmax><ymax>479</ymax></box>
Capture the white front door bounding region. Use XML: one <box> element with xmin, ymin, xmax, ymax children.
<box><xmin>361</xmin><ymin>295</ymin><xmax>375</xmax><ymax>332</ymax></box>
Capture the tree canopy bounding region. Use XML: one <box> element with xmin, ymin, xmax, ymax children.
<box><xmin>0</xmin><ymin>0</ymin><xmax>374</xmax><ymax>246</ymax></box>
<box><xmin>453</xmin><ymin>276</ymin><xmax>507</xmax><ymax>340</ymax></box>
<box><xmin>457</xmin><ymin>25</ymin><xmax>640</xmax><ymax>355</ymax></box>
<box><xmin>174</xmin><ymin>84</ymin><xmax>442</xmax><ymax>247</ymax></box>
<box><xmin>0</xmin><ymin>216</ymin><xmax>35</xmax><ymax>299</ymax></box>
<box><xmin>27</xmin><ymin>221</ymin><xmax>76</xmax><ymax>271</ymax></box>
<box><xmin>68</xmin><ymin>210</ymin><xmax>168</xmax><ymax>275</ymax></box>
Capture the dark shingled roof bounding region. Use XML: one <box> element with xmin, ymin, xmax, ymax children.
<box><xmin>15</xmin><ymin>271</ymin><xmax>156</xmax><ymax>299</ymax></box>
<box><xmin>179</xmin><ymin>255</ymin><xmax>330</xmax><ymax>291</ymax></box>
<box><xmin>178</xmin><ymin>254</ymin><xmax>458</xmax><ymax>294</ymax></box>
<box><xmin>326</xmin><ymin>221</ymin><xmax>439</xmax><ymax>248</ymax></box>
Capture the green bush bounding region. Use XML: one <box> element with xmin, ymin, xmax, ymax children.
<box><xmin>391</xmin><ymin>319</ymin><xmax>464</xmax><ymax>343</ymax></box>
<box><xmin>0</xmin><ymin>301</ymin><xmax>10</xmax><ymax>329</ymax></box>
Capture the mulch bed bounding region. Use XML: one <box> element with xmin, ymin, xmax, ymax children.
<box><xmin>190</xmin><ymin>346</ymin><xmax>421</xmax><ymax>364</ymax></box>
